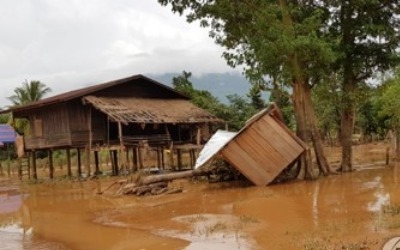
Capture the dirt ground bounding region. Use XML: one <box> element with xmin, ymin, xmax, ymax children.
<box><xmin>1</xmin><ymin>142</ymin><xmax>400</xmax><ymax>249</ymax></box>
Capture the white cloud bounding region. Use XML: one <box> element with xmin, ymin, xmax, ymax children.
<box><xmin>0</xmin><ymin>0</ymin><xmax>238</xmax><ymax>107</ymax></box>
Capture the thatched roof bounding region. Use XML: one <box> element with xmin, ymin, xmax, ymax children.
<box><xmin>0</xmin><ymin>74</ymin><xmax>187</xmax><ymax>114</ymax></box>
<box><xmin>83</xmin><ymin>96</ymin><xmax>222</xmax><ymax>124</ymax></box>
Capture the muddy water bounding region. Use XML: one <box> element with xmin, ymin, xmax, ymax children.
<box><xmin>1</xmin><ymin>163</ymin><xmax>400</xmax><ymax>249</ymax></box>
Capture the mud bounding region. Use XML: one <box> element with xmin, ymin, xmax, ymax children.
<box><xmin>0</xmin><ymin>143</ymin><xmax>399</xmax><ymax>249</ymax></box>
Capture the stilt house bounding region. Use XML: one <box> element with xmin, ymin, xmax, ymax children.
<box><xmin>0</xmin><ymin>74</ymin><xmax>223</xmax><ymax>178</ymax></box>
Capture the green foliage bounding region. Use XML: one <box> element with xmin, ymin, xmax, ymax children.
<box><xmin>0</xmin><ymin>113</ymin><xmax>11</xmax><ymax>124</ymax></box>
<box><xmin>171</xmin><ymin>71</ymin><xmax>265</xmax><ymax>131</ymax></box>
<box><xmin>7</xmin><ymin>80</ymin><xmax>51</xmax><ymax>135</ymax></box>
<box><xmin>8</xmin><ymin>80</ymin><xmax>51</xmax><ymax>106</ymax></box>
<box><xmin>378</xmin><ymin>69</ymin><xmax>400</xmax><ymax>130</ymax></box>
<box><xmin>159</xmin><ymin>0</ymin><xmax>335</xmax><ymax>88</ymax></box>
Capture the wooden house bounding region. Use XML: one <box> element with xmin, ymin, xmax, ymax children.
<box><xmin>1</xmin><ymin>74</ymin><xmax>223</xmax><ymax>178</ymax></box>
<box><xmin>195</xmin><ymin>103</ymin><xmax>308</xmax><ymax>186</ymax></box>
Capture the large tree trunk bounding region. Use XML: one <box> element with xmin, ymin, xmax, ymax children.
<box><xmin>292</xmin><ymin>80</ymin><xmax>314</xmax><ymax>180</ymax></box>
<box><xmin>303</xmin><ymin>81</ymin><xmax>334</xmax><ymax>175</ymax></box>
<box><xmin>340</xmin><ymin>76</ymin><xmax>355</xmax><ymax>172</ymax></box>
<box><xmin>279</xmin><ymin>0</ymin><xmax>331</xmax><ymax>178</ymax></box>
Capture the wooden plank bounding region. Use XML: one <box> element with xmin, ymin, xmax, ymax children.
<box><xmin>235</xmin><ymin>131</ymin><xmax>283</xmax><ymax>176</ymax></box>
<box><xmin>262</xmin><ymin>115</ymin><xmax>304</xmax><ymax>153</ymax></box>
<box><xmin>249</xmin><ymin>123</ymin><xmax>295</xmax><ymax>163</ymax></box>
<box><xmin>241</xmin><ymin>127</ymin><xmax>289</xmax><ymax>167</ymax></box>
<box><xmin>259</xmin><ymin>116</ymin><xmax>304</xmax><ymax>157</ymax></box>
<box><xmin>222</xmin><ymin>140</ymin><xmax>273</xmax><ymax>185</ymax></box>
<box><xmin>237</xmin><ymin>132</ymin><xmax>288</xmax><ymax>179</ymax></box>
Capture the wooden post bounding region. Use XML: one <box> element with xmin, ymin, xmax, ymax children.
<box><xmin>85</xmin><ymin>146</ymin><xmax>91</xmax><ymax>176</ymax></box>
<box><xmin>27</xmin><ymin>153</ymin><xmax>31</xmax><ymax>179</ymax></box>
<box><xmin>94</xmin><ymin>151</ymin><xmax>100</xmax><ymax>175</ymax></box>
<box><xmin>156</xmin><ymin>147</ymin><xmax>162</xmax><ymax>169</ymax></box>
<box><xmin>32</xmin><ymin>151</ymin><xmax>37</xmax><ymax>180</ymax></box>
<box><xmin>386</xmin><ymin>147</ymin><xmax>390</xmax><ymax>165</ymax></box>
<box><xmin>87</xmin><ymin>106</ymin><xmax>92</xmax><ymax>176</ymax></box>
<box><xmin>109</xmin><ymin>150</ymin><xmax>115</xmax><ymax>175</ymax></box>
<box><xmin>161</xmin><ymin>148</ymin><xmax>165</xmax><ymax>170</ymax></box>
<box><xmin>126</xmin><ymin>149</ymin><xmax>130</xmax><ymax>173</ymax></box>
<box><xmin>113</xmin><ymin>150</ymin><xmax>119</xmax><ymax>175</ymax></box>
<box><xmin>18</xmin><ymin>158</ymin><xmax>22</xmax><ymax>180</ymax></box>
<box><xmin>169</xmin><ymin>143</ymin><xmax>174</xmax><ymax>171</ymax></box>
<box><xmin>138</xmin><ymin>145</ymin><xmax>144</xmax><ymax>170</ymax></box>
<box><xmin>66</xmin><ymin>148</ymin><xmax>72</xmax><ymax>177</ymax></box>
<box><xmin>117</xmin><ymin>122</ymin><xmax>126</xmax><ymax>173</ymax></box>
<box><xmin>132</xmin><ymin>147</ymin><xmax>138</xmax><ymax>172</ymax></box>
<box><xmin>177</xmin><ymin>149</ymin><xmax>182</xmax><ymax>170</ymax></box>
<box><xmin>77</xmin><ymin>148</ymin><xmax>82</xmax><ymax>177</ymax></box>
<box><xmin>48</xmin><ymin>150</ymin><xmax>54</xmax><ymax>179</ymax></box>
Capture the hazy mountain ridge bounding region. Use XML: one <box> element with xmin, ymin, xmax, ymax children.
<box><xmin>150</xmin><ymin>72</ymin><xmax>252</xmax><ymax>103</ymax></box>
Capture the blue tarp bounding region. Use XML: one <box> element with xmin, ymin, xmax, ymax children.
<box><xmin>0</xmin><ymin>125</ymin><xmax>16</xmax><ymax>143</ymax></box>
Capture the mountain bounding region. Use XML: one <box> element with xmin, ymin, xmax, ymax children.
<box><xmin>149</xmin><ymin>72</ymin><xmax>252</xmax><ymax>103</ymax></box>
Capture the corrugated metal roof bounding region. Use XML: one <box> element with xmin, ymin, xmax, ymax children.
<box><xmin>0</xmin><ymin>74</ymin><xmax>188</xmax><ymax>114</ymax></box>
<box><xmin>0</xmin><ymin>124</ymin><xmax>16</xmax><ymax>143</ymax></box>
<box><xmin>83</xmin><ymin>96</ymin><xmax>223</xmax><ymax>124</ymax></box>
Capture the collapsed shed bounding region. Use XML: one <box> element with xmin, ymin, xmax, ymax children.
<box><xmin>195</xmin><ymin>103</ymin><xmax>308</xmax><ymax>186</ymax></box>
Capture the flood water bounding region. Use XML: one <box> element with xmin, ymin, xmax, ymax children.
<box><xmin>1</xmin><ymin>145</ymin><xmax>400</xmax><ymax>249</ymax></box>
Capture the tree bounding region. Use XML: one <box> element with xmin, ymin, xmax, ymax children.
<box><xmin>8</xmin><ymin>80</ymin><xmax>52</xmax><ymax>106</ymax></box>
<box><xmin>159</xmin><ymin>0</ymin><xmax>400</xmax><ymax>175</ymax></box>
<box><xmin>8</xmin><ymin>80</ymin><xmax>51</xmax><ymax>134</ymax></box>
<box><xmin>172</xmin><ymin>71</ymin><xmax>261</xmax><ymax>131</ymax></box>
<box><xmin>378</xmin><ymin>69</ymin><xmax>400</xmax><ymax>158</ymax></box>
<box><xmin>159</xmin><ymin>0</ymin><xmax>335</xmax><ymax>178</ymax></box>
<box><xmin>327</xmin><ymin>0</ymin><xmax>400</xmax><ymax>171</ymax></box>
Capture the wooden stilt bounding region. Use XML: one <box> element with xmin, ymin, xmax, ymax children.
<box><xmin>161</xmin><ymin>148</ymin><xmax>165</xmax><ymax>170</ymax></box>
<box><xmin>49</xmin><ymin>150</ymin><xmax>54</xmax><ymax>179</ymax></box>
<box><xmin>85</xmin><ymin>146</ymin><xmax>91</xmax><ymax>176</ymax></box>
<box><xmin>126</xmin><ymin>149</ymin><xmax>130</xmax><ymax>173</ymax></box>
<box><xmin>32</xmin><ymin>151</ymin><xmax>37</xmax><ymax>180</ymax></box>
<box><xmin>77</xmin><ymin>148</ymin><xmax>82</xmax><ymax>177</ymax></box>
<box><xmin>27</xmin><ymin>152</ymin><xmax>31</xmax><ymax>179</ymax></box>
<box><xmin>177</xmin><ymin>149</ymin><xmax>182</xmax><ymax>170</ymax></box>
<box><xmin>109</xmin><ymin>150</ymin><xmax>115</xmax><ymax>175</ymax></box>
<box><xmin>94</xmin><ymin>151</ymin><xmax>100</xmax><ymax>175</ymax></box>
<box><xmin>156</xmin><ymin>148</ymin><xmax>162</xmax><ymax>169</ymax></box>
<box><xmin>113</xmin><ymin>150</ymin><xmax>119</xmax><ymax>175</ymax></box>
<box><xmin>138</xmin><ymin>146</ymin><xmax>144</xmax><ymax>169</ymax></box>
<box><xmin>132</xmin><ymin>147</ymin><xmax>138</xmax><ymax>172</ymax></box>
<box><xmin>18</xmin><ymin>158</ymin><xmax>22</xmax><ymax>180</ymax></box>
<box><xmin>66</xmin><ymin>148</ymin><xmax>72</xmax><ymax>177</ymax></box>
<box><xmin>117</xmin><ymin>122</ymin><xmax>126</xmax><ymax>174</ymax></box>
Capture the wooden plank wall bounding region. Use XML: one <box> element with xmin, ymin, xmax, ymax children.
<box><xmin>222</xmin><ymin>115</ymin><xmax>304</xmax><ymax>186</ymax></box>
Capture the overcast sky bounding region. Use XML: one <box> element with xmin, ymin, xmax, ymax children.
<box><xmin>0</xmin><ymin>0</ymin><xmax>240</xmax><ymax>107</ymax></box>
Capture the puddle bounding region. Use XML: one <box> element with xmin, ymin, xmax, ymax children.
<box><xmin>156</xmin><ymin>213</ymin><xmax>256</xmax><ymax>250</ymax></box>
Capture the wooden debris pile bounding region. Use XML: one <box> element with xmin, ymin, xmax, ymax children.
<box><xmin>98</xmin><ymin>169</ymin><xmax>211</xmax><ymax>196</ymax></box>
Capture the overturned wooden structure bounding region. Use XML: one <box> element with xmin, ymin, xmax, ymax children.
<box><xmin>0</xmin><ymin>74</ymin><xmax>223</xmax><ymax>179</ymax></box>
<box><xmin>196</xmin><ymin>103</ymin><xmax>308</xmax><ymax>186</ymax></box>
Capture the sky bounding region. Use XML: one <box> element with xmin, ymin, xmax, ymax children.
<box><xmin>0</xmin><ymin>0</ymin><xmax>240</xmax><ymax>107</ymax></box>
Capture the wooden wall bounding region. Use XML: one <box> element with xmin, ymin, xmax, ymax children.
<box><xmin>221</xmin><ymin>114</ymin><xmax>304</xmax><ymax>186</ymax></box>
<box><xmin>23</xmin><ymin>100</ymin><xmax>107</xmax><ymax>150</ymax></box>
